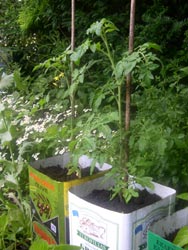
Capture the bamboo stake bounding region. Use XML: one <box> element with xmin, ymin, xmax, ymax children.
<box><xmin>125</xmin><ymin>0</ymin><xmax>136</xmax><ymax>163</ymax></box>
<box><xmin>70</xmin><ymin>0</ymin><xmax>75</xmax><ymax>133</ymax></box>
<box><xmin>71</xmin><ymin>0</ymin><xmax>75</xmax><ymax>51</ymax></box>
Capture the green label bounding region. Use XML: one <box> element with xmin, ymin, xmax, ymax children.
<box><xmin>77</xmin><ymin>230</ymin><xmax>109</xmax><ymax>250</ymax></box>
<box><xmin>147</xmin><ymin>231</ymin><xmax>183</xmax><ymax>250</ymax></box>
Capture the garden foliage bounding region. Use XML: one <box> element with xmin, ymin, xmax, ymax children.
<box><xmin>1</xmin><ymin>0</ymin><xmax>188</xmax><ymax>248</ymax></box>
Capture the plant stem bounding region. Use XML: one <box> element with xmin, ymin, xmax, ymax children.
<box><xmin>101</xmin><ymin>33</ymin><xmax>116</xmax><ymax>71</ymax></box>
<box><xmin>101</xmin><ymin>32</ymin><xmax>121</xmax><ymax>127</ymax></box>
<box><xmin>101</xmin><ymin>31</ymin><xmax>124</xmax><ymax>172</ymax></box>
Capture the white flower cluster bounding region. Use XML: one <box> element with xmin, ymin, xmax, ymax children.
<box><xmin>16</xmin><ymin>111</ymin><xmax>65</xmax><ymax>145</ymax></box>
<box><xmin>0</xmin><ymin>93</ymin><xmax>83</xmax><ymax>159</ymax></box>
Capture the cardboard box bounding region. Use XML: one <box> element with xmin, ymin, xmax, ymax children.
<box><xmin>29</xmin><ymin>153</ymin><xmax>111</xmax><ymax>244</ymax></box>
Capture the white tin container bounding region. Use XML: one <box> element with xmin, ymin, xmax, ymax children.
<box><xmin>68</xmin><ymin>177</ymin><xmax>176</xmax><ymax>250</ymax></box>
<box><xmin>148</xmin><ymin>207</ymin><xmax>188</xmax><ymax>250</ymax></box>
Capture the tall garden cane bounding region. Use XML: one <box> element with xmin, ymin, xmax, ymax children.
<box><xmin>125</xmin><ymin>0</ymin><xmax>136</xmax><ymax>180</ymax></box>
<box><xmin>70</xmin><ymin>0</ymin><xmax>75</xmax><ymax>138</ymax></box>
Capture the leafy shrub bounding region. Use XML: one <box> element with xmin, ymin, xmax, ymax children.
<box><xmin>130</xmin><ymin>71</ymin><xmax>188</xmax><ymax>193</ymax></box>
<box><xmin>0</xmin><ymin>101</ymin><xmax>32</xmax><ymax>249</ymax></box>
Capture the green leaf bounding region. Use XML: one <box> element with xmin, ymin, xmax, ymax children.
<box><xmin>138</xmin><ymin>137</ymin><xmax>148</xmax><ymax>152</ymax></box>
<box><xmin>115</xmin><ymin>52</ymin><xmax>139</xmax><ymax>78</ymax></box>
<box><xmin>103</xmin><ymin>19</ymin><xmax>119</xmax><ymax>33</ymax></box>
<box><xmin>90</xmin><ymin>42</ymin><xmax>101</xmax><ymax>53</ymax></box>
<box><xmin>39</xmin><ymin>98</ymin><xmax>46</xmax><ymax>107</ymax></box>
<box><xmin>0</xmin><ymin>120</ymin><xmax>6</xmax><ymax>131</ymax></box>
<box><xmin>115</xmin><ymin>60</ymin><xmax>125</xmax><ymax>78</ymax></box>
<box><xmin>105</xmin><ymin>111</ymin><xmax>119</xmax><ymax>122</ymax></box>
<box><xmin>122</xmin><ymin>188</ymin><xmax>139</xmax><ymax>203</ymax></box>
<box><xmin>123</xmin><ymin>60</ymin><xmax>137</xmax><ymax>75</ymax></box>
<box><xmin>50</xmin><ymin>245</ymin><xmax>81</xmax><ymax>250</ymax></box>
<box><xmin>83</xmin><ymin>137</ymin><xmax>96</xmax><ymax>151</ymax></box>
<box><xmin>5</xmin><ymin>173</ymin><xmax>18</xmax><ymax>185</ymax></box>
<box><xmin>87</xmin><ymin>20</ymin><xmax>103</xmax><ymax>36</ymax></box>
<box><xmin>177</xmin><ymin>193</ymin><xmax>188</xmax><ymax>201</ymax></box>
<box><xmin>173</xmin><ymin>226</ymin><xmax>188</xmax><ymax>247</ymax></box>
<box><xmin>9</xmin><ymin>125</ymin><xmax>19</xmax><ymax>139</ymax></box>
<box><xmin>0</xmin><ymin>73</ymin><xmax>14</xmax><ymax>89</ymax></box>
<box><xmin>157</xmin><ymin>138</ymin><xmax>167</xmax><ymax>155</ymax></box>
<box><xmin>69</xmin><ymin>81</ymin><xmax>78</xmax><ymax>96</ymax></box>
<box><xmin>93</xmin><ymin>92</ymin><xmax>105</xmax><ymax>110</ymax></box>
<box><xmin>0</xmin><ymin>131</ymin><xmax>12</xmax><ymax>144</ymax></box>
<box><xmin>29</xmin><ymin>238</ymin><xmax>81</xmax><ymax>250</ymax></box>
<box><xmin>0</xmin><ymin>104</ymin><xmax>5</xmax><ymax>112</ymax></box>
<box><xmin>71</xmin><ymin>39</ymin><xmax>90</xmax><ymax>64</ymax></box>
<box><xmin>87</xmin><ymin>18</ymin><xmax>118</xmax><ymax>37</ymax></box>
<box><xmin>18</xmin><ymin>141</ymin><xmax>35</xmax><ymax>157</ymax></box>
<box><xmin>60</xmin><ymin>126</ymin><xmax>68</xmax><ymax>137</ymax></box>
<box><xmin>136</xmin><ymin>176</ymin><xmax>154</xmax><ymax>190</ymax></box>
<box><xmin>4</xmin><ymin>243</ymin><xmax>15</xmax><ymax>250</ymax></box>
<box><xmin>0</xmin><ymin>213</ymin><xmax>8</xmax><ymax>235</ymax></box>
<box><xmin>144</xmin><ymin>42</ymin><xmax>161</xmax><ymax>52</ymax></box>
<box><xmin>100</xmin><ymin>125</ymin><xmax>112</xmax><ymax>139</ymax></box>
<box><xmin>180</xmin><ymin>67</ymin><xmax>188</xmax><ymax>78</ymax></box>
<box><xmin>180</xmin><ymin>66</ymin><xmax>188</xmax><ymax>73</ymax></box>
<box><xmin>45</xmin><ymin>125</ymin><xmax>59</xmax><ymax>139</ymax></box>
<box><xmin>68</xmin><ymin>140</ymin><xmax>77</xmax><ymax>151</ymax></box>
<box><xmin>29</xmin><ymin>239</ymin><xmax>48</xmax><ymax>250</ymax></box>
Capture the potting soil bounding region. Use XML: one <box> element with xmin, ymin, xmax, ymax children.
<box><xmin>83</xmin><ymin>189</ymin><xmax>161</xmax><ymax>213</ymax></box>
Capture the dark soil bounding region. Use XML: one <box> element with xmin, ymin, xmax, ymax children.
<box><xmin>38</xmin><ymin>165</ymin><xmax>99</xmax><ymax>181</ymax></box>
<box><xmin>165</xmin><ymin>229</ymin><xmax>178</xmax><ymax>243</ymax></box>
<box><xmin>83</xmin><ymin>189</ymin><xmax>161</xmax><ymax>213</ymax></box>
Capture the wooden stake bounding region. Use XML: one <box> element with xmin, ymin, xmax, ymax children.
<box><xmin>71</xmin><ymin>0</ymin><xmax>75</xmax><ymax>51</ymax></box>
<box><xmin>70</xmin><ymin>0</ymin><xmax>75</xmax><ymax>133</ymax></box>
<box><xmin>125</xmin><ymin>0</ymin><xmax>136</xmax><ymax>163</ymax></box>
